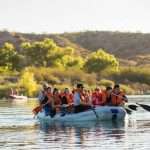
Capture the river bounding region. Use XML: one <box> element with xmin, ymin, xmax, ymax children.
<box><xmin>0</xmin><ymin>96</ymin><xmax>150</xmax><ymax>150</ymax></box>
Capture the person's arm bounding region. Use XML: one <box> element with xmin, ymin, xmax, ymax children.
<box><xmin>101</xmin><ymin>93</ymin><xmax>106</xmax><ymax>105</ymax></box>
<box><xmin>123</xmin><ymin>95</ymin><xmax>128</xmax><ymax>102</ymax></box>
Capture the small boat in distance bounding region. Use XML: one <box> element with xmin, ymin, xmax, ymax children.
<box><xmin>9</xmin><ymin>88</ymin><xmax>28</xmax><ymax>100</ymax></box>
<box><xmin>9</xmin><ymin>94</ymin><xmax>28</xmax><ymax>100</ymax></box>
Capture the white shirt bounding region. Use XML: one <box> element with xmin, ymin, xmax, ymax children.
<box><xmin>73</xmin><ymin>92</ymin><xmax>81</xmax><ymax>106</ymax></box>
<box><xmin>37</xmin><ymin>91</ymin><xmax>45</xmax><ymax>102</ymax></box>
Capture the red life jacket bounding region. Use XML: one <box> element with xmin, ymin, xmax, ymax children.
<box><xmin>92</xmin><ymin>91</ymin><xmax>103</xmax><ymax>106</ymax></box>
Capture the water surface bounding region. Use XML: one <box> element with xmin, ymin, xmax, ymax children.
<box><xmin>0</xmin><ymin>96</ymin><xmax>150</xmax><ymax>150</ymax></box>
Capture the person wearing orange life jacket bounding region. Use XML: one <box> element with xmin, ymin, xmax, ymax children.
<box><xmin>61</xmin><ymin>88</ymin><xmax>73</xmax><ymax>105</ymax></box>
<box><xmin>92</xmin><ymin>87</ymin><xmax>103</xmax><ymax>106</ymax></box>
<box><xmin>60</xmin><ymin>88</ymin><xmax>73</xmax><ymax>116</ymax></box>
<box><xmin>52</xmin><ymin>88</ymin><xmax>61</xmax><ymax>112</ymax></box>
<box><xmin>82</xmin><ymin>89</ymin><xmax>91</xmax><ymax>104</ymax></box>
<box><xmin>101</xmin><ymin>86</ymin><xmax>113</xmax><ymax>106</ymax></box>
<box><xmin>111</xmin><ymin>84</ymin><xmax>128</xmax><ymax>106</ymax></box>
<box><xmin>73</xmin><ymin>83</ymin><xmax>91</xmax><ymax>113</ymax></box>
<box><xmin>40</xmin><ymin>86</ymin><xmax>56</xmax><ymax>117</ymax></box>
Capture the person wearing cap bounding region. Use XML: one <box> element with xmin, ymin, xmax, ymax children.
<box><xmin>111</xmin><ymin>84</ymin><xmax>128</xmax><ymax>106</ymax></box>
<box><xmin>73</xmin><ymin>83</ymin><xmax>91</xmax><ymax>113</ymax></box>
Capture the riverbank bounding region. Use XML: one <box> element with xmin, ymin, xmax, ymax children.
<box><xmin>0</xmin><ymin>69</ymin><xmax>150</xmax><ymax>98</ymax></box>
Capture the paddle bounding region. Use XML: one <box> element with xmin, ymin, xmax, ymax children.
<box><xmin>127</xmin><ymin>104</ymin><xmax>138</xmax><ymax>111</ymax></box>
<box><xmin>91</xmin><ymin>107</ymin><xmax>99</xmax><ymax>119</ymax></box>
<box><xmin>136</xmin><ymin>103</ymin><xmax>150</xmax><ymax>112</ymax></box>
<box><xmin>32</xmin><ymin>105</ymin><xmax>42</xmax><ymax>115</ymax></box>
<box><xmin>124</xmin><ymin>107</ymin><xmax>133</xmax><ymax>114</ymax></box>
<box><xmin>125</xmin><ymin>102</ymin><xmax>150</xmax><ymax>113</ymax></box>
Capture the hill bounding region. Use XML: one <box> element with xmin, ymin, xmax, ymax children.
<box><xmin>0</xmin><ymin>30</ymin><xmax>150</xmax><ymax>66</ymax></box>
<box><xmin>62</xmin><ymin>31</ymin><xmax>150</xmax><ymax>66</ymax></box>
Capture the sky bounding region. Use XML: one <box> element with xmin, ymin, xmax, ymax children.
<box><xmin>0</xmin><ymin>0</ymin><xmax>150</xmax><ymax>33</ymax></box>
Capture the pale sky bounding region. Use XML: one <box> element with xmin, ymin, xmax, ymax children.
<box><xmin>0</xmin><ymin>0</ymin><xmax>150</xmax><ymax>33</ymax></box>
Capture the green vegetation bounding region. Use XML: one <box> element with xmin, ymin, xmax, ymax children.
<box><xmin>18</xmin><ymin>69</ymin><xmax>39</xmax><ymax>97</ymax></box>
<box><xmin>84</xmin><ymin>49</ymin><xmax>119</xmax><ymax>73</ymax></box>
<box><xmin>0</xmin><ymin>35</ymin><xmax>149</xmax><ymax>97</ymax></box>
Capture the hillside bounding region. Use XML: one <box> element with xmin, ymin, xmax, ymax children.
<box><xmin>0</xmin><ymin>30</ymin><xmax>150</xmax><ymax>66</ymax></box>
<box><xmin>62</xmin><ymin>31</ymin><xmax>150</xmax><ymax>66</ymax></box>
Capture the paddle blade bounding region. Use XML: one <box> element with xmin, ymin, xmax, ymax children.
<box><xmin>125</xmin><ymin>108</ymin><xmax>132</xmax><ymax>115</ymax></box>
<box><xmin>137</xmin><ymin>103</ymin><xmax>150</xmax><ymax>112</ymax></box>
<box><xmin>32</xmin><ymin>106</ymin><xmax>42</xmax><ymax>115</ymax></box>
<box><xmin>128</xmin><ymin>104</ymin><xmax>138</xmax><ymax>111</ymax></box>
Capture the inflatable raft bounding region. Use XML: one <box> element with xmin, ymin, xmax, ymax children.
<box><xmin>9</xmin><ymin>94</ymin><xmax>28</xmax><ymax>100</ymax></box>
<box><xmin>37</xmin><ymin>106</ymin><xmax>126</xmax><ymax>123</ymax></box>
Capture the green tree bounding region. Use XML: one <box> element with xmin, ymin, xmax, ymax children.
<box><xmin>21</xmin><ymin>38</ymin><xmax>62</xmax><ymax>67</ymax></box>
<box><xmin>0</xmin><ymin>42</ymin><xmax>21</xmax><ymax>70</ymax></box>
<box><xmin>20</xmin><ymin>38</ymin><xmax>81</xmax><ymax>68</ymax></box>
<box><xmin>53</xmin><ymin>55</ymin><xmax>84</xmax><ymax>69</ymax></box>
<box><xmin>84</xmin><ymin>49</ymin><xmax>119</xmax><ymax>73</ymax></box>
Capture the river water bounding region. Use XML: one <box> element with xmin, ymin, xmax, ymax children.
<box><xmin>0</xmin><ymin>96</ymin><xmax>150</xmax><ymax>150</ymax></box>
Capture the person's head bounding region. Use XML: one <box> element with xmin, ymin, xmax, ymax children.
<box><xmin>76</xmin><ymin>83</ymin><xmax>84</xmax><ymax>92</ymax></box>
<box><xmin>53</xmin><ymin>88</ymin><xmax>59</xmax><ymax>95</ymax></box>
<box><xmin>64</xmin><ymin>88</ymin><xmax>69</xmax><ymax>94</ymax></box>
<box><xmin>47</xmin><ymin>86</ymin><xmax>52</xmax><ymax>93</ymax></box>
<box><xmin>95</xmin><ymin>87</ymin><xmax>100</xmax><ymax>93</ymax></box>
<box><xmin>106</xmin><ymin>86</ymin><xmax>112</xmax><ymax>94</ymax></box>
<box><xmin>113</xmin><ymin>84</ymin><xmax>120</xmax><ymax>94</ymax></box>
<box><xmin>43</xmin><ymin>83</ymin><xmax>49</xmax><ymax>90</ymax></box>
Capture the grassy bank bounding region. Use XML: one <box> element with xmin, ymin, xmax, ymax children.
<box><xmin>0</xmin><ymin>66</ymin><xmax>150</xmax><ymax>98</ymax></box>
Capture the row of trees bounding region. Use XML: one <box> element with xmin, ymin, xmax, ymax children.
<box><xmin>0</xmin><ymin>38</ymin><xmax>119</xmax><ymax>73</ymax></box>
<box><xmin>1</xmin><ymin>38</ymin><xmax>150</xmax><ymax>96</ymax></box>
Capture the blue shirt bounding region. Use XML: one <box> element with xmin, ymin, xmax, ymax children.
<box><xmin>73</xmin><ymin>92</ymin><xmax>81</xmax><ymax>106</ymax></box>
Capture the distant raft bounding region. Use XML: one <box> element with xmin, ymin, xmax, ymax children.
<box><xmin>9</xmin><ymin>94</ymin><xmax>28</xmax><ymax>100</ymax></box>
<box><xmin>37</xmin><ymin>106</ymin><xmax>126</xmax><ymax>123</ymax></box>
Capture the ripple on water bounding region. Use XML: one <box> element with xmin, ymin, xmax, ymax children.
<box><xmin>1</xmin><ymin>98</ymin><xmax>150</xmax><ymax>149</ymax></box>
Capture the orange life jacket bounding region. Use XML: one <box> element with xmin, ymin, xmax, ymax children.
<box><xmin>60</xmin><ymin>93</ymin><xmax>73</xmax><ymax>104</ymax></box>
<box><xmin>82</xmin><ymin>92</ymin><xmax>90</xmax><ymax>104</ymax></box>
<box><xmin>92</xmin><ymin>91</ymin><xmax>103</xmax><ymax>106</ymax></box>
<box><xmin>111</xmin><ymin>91</ymin><xmax>125</xmax><ymax>106</ymax></box>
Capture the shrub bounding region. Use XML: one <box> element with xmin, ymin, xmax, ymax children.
<box><xmin>84</xmin><ymin>49</ymin><xmax>119</xmax><ymax>73</ymax></box>
<box><xmin>98</xmin><ymin>79</ymin><xmax>114</xmax><ymax>87</ymax></box>
<box><xmin>120</xmin><ymin>84</ymin><xmax>135</xmax><ymax>95</ymax></box>
<box><xmin>18</xmin><ymin>69</ymin><xmax>39</xmax><ymax>97</ymax></box>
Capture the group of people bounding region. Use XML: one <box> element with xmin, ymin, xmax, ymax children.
<box><xmin>37</xmin><ymin>83</ymin><xmax>128</xmax><ymax>117</ymax></box>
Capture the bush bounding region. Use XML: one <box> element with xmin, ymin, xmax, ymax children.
<box><xmin>120</xmin><ymin>84</ymin><xmax>135</xmax><ymax>95</ymax></box>
<box><xmin>112</xmin><ymin>67</ymin><xmax>150</xmax><ymax>85</ymax></box>
<box><xmin>98</xmin><ymin>79</ymin><xmax>114</xmax><ymax>87</ymax></box>
<box><xmin>18</xmin><ymin>69</ymin><xmax>39</xmax><ymax>97</ymax></box>
<box><xmin>84</xmin><ymin>49</ymin><xmax>119</xmax><ymax>73</ymax></box>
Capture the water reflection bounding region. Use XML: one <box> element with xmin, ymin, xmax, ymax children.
<box><xmin>39</xmin><ymin>119</ymin><xmax>127</xmax><ymax>148</ymax></box>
